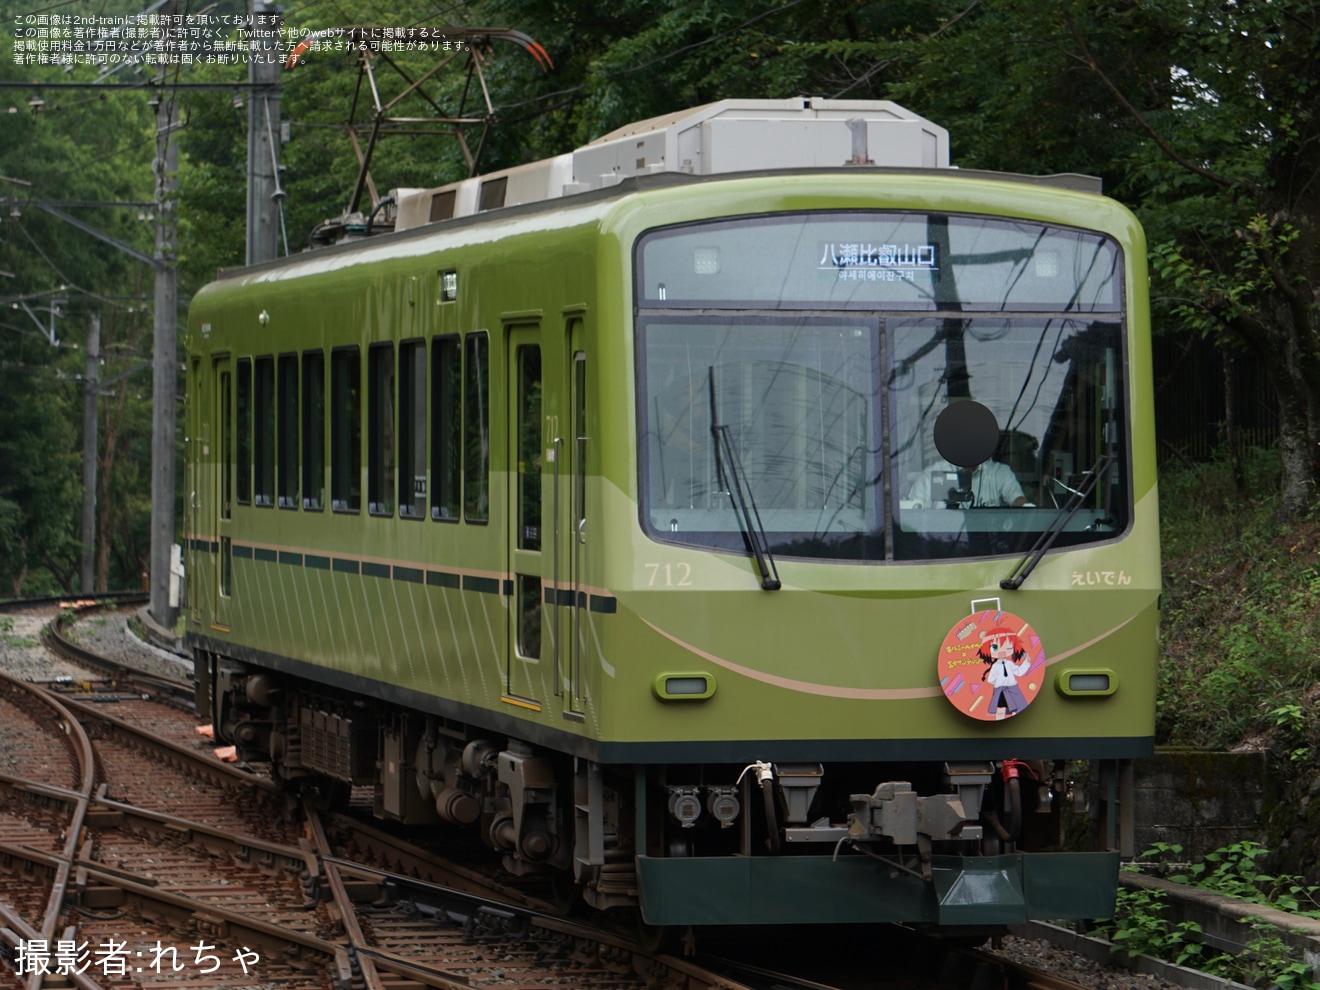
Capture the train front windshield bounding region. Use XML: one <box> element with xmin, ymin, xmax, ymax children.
<box><xmin>635</xmin><ymin>211</ymin><xmax>1130</xmax><ymax>562</ymax></box>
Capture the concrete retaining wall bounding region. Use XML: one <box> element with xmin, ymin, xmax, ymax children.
<box><xmin>1131</xmin><ymin>748</ymin><xmax>1272</xmax><ymax>861</ymax></box>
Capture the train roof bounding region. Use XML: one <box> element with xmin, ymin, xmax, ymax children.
<box><xmin>208</xmin><ymin>163</ymin><xmax>1109</xmax><ymax>287</ymax></box>
<box><xmin>391</xmin><ymin>97</ymin><xmax>951</xmax><ymax>232</ymax></box>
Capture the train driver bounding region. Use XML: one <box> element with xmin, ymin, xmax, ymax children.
<box><xmin>905</xmin><ymin>458</ymin><xmax>1029</xmax><ymax>509</ymax></box>
<box><xmin>904</xmin><ymin>427</ymin><xmax>1039</xmax><ymax>509</ymax></box>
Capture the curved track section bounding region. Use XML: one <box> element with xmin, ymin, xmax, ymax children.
<box><xmin>0</xmin><ymin>668</ymin><xmax>97</xmax><ymax>969</ymax></box>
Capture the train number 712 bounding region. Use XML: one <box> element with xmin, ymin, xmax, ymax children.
<box><xmin>643</xmin><ymin>562</ymin><xmax>693</xmax><ymax>587</ymax></box>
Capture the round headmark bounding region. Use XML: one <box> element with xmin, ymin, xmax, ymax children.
<box><xmin>933</xmin><ymin>400</ymin><xmax>1000</xmax><ymax>468</ymax></box>
<box><xmin>938</xmin><ymin>608</ymin><xmax>1045</xmax><ymax>721</ymax></box>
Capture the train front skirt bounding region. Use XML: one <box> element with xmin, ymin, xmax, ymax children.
<box><xmin>635</xmin><ymin>850</ymin><xmax>1120</xmax><ymax>926</ymax></box>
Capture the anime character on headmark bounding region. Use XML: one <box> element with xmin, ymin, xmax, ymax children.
<box><xmin>979</xmin><ymin>626</ymin><xmax>1032</xmax><ymax>719</ymax></box>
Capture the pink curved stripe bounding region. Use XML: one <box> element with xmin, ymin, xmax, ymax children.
<box><xmin>639</xmin><ymin>613</ymin><xmax>1137</xmax><ymax>700</ymax></box>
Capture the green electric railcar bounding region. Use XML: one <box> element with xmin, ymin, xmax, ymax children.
<box><xmin>184</xmin><ymin>99</ymin><xmax>1157</xmax><ymax>932</ymax></box>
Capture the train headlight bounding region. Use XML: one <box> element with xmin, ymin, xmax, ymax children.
<box><xmin>652</xmin><ymin>672</ymin><xmax>716</xmax><ymax>701</ymax></box>
<box><xmin>1055</xmin><ymin>668</ymin><xmax>1117</xmax><ymax>696</ymax></box>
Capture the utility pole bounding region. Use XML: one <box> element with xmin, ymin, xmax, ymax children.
<box><xmin>80</xmin><ymin>312</ymin><xmax>100</xmax><ymax>594</ymax></box>
<box><xmin>149</xmin><ymin>3</ymin><xmax>179</xmax><ymax>630</ymax></box>
<box><xmin>246</xmin><ymin>1</ymin><xmax>284</xmax><ymax>265</ymax></box>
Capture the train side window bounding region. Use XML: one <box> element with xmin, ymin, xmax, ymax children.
<box><xmin>368</xmin><ymin>343</ymin><xmax>395</xmax><ymax>516</ymax></box>
<box><xmin>398</xmin><ymin>339</ymin><xmax>426</xmax><ymax>519</ymax></box>
<box><xmin>431</xmin><ymin>335</ymin><xmax>461</xmax><ymax>521</ymax></box>
<box><xmin>464</xmin><ymin>331</ymin><xmax>489</xmax><ymax>522</ymax></box>
<box><xmin>220</xmin><ymin>368</ymin><xmax>233</xmax><ymax>519</ymax></box>
<box><xmin>517</xmin><ymin>574</ymin><xmax>541</xmax><ymax>659</ymax></box>
<box><xmin>517</xmin><ymin>344</ymin><xmax>542</xmax><ymax>550</ymax></box>
<box><xmin>254</xmin><ymin>355</ymin><xmax>274</xmax><ymax>506</ymax></box>
<box><xmin>277</xmin><ymin>353</ymin><xmax>298</xmax><ymax>509</ymax></box>
<box><xmin>302</xmin><ymin>350</ymin><xmax>325</xmax><ymax>510</ymax></box>
<box><xmin>219</xmin><ymin>536</ymin><xmax>232</xmax><ymax>598</ymax></box>
<box><xmin>236</xmin><ymin>358</ymin><xmax>251</xmax><ymax>506</ymax></box>
<box><xmin>573</xmin><ymin>350</ymin><xmax>586</xmax><ymax>535</ymax></box>
<box><xmin>331</xmin><ymin>346</ymin><xmax>361</xmax><ymax>512</ymax></box>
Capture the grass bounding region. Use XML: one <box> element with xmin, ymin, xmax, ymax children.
<box><xmin>1157</xmin><ymin>448</ymin><xmax>1320</xmax><ymax>757</ymax></box>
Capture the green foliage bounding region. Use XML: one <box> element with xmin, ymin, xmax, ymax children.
<box><xmin>1150</xmin><ymin>217</ymin><xmax>1302</xmax><ymax>341</ymax></box>
<box><xmin>0</xmin><ymin>614</ymin><xmax>37</xmax><ymax>648</ymax></box>
<box><xmin>1</xmin><ymin>7</ymin><xmax>163</xmax><ymax>594</ymax></box>
<box><xmin>1105</xmin><ymin>845</ymin><xmax>1320</xmax><ymax>989</ymax></box>
<box><xmin>1157</xmin><ymin>453</ymin><xmax>1320</xmax><ymax>754</ymax></box>
<box><xmin>1239</xmin><ymin>929</ymin><xmax>1320</xmax><ymax>990</ymax></box>
<box><xmin>1169</xmin><ymin>842</ymin><xmax>1320</xmax><ymax>917</ymax></box>
<box><xmin>1106</xmin><ymin>883</ymin><xmax>1223</xmax><ymax>969</ymax></box>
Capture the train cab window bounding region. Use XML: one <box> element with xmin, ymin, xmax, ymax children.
<box><xmin>236</xmin><ymin>358</ymin><xmax>252</xmax><ymax>506</ymax></box>
<box><xmin>639</xmin><ymin>316</ymin><xmax>879</xmax><ymax>560</ymax></box>
<box><xmin>635</xmin><ymin>212</ymin><xmax>1130</xmax><ymax>563</ymax></box>
<box><xmin>398</xmin><ymin>339</ymin><xmax>426</xmax><ymax>519</ymax></box>
<box><xmin>253</xmin><ymin>355</ymin><xmax>274</xmax><ymax>507</ymax></box>
<box><xmin>431</xmin><ymin>335</ymin><xmax>461</xmax><ymax>521</ymax></box>
<box><xmin>464</xmin><ymin>332</ymin><xmax>490</xmax><ymax>522</ymax></box>
<box><xmin>331</xmin><ymin>346</ymin><xmax>361</xmax><ymax>512</ymax></box>
<box><xmin>890</xmin><ymin>318</ymin><xmax>1127</xmax><ymax>560</ymax></box>
<box><xmin>277</xmin><ymin>353</ymin><xmax>298</xmax><ymax>509</ymax></box>
<box><xmin>368</xmin><ymin>343</ymin><xmax>396</xmax><ymax>516</ymax></box>
<box><xmin>302</xmin><ymin>350</ymin><xmax>325</xmax><ymax>510</ymax></box>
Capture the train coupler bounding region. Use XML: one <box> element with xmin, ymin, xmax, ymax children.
<box><xmin>847</xmin><ymin>780</ymin><xmax>982</xmax><ymax>855</ymax></box>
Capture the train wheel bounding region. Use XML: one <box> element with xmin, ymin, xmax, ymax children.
<box><xmin>546</xmin><ymin>872</ymin><xmax>581</xmax><ymax>916</ymax></box>
<box><xmin>301</xmin><ymin>777</ymin><xmax>350</xmax><ymax>812</ymax></box>
<box><xmin>666</xmin><ymin>832</ymin><xmax>694</xmax><ymax>858</ymax></box>
<box><xmin>635</xmin><ymin>916</ymin><xmax>681</xmax><ymax>955</ymax></box>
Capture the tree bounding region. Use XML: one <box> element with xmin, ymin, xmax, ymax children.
<box><xmin>1</xmin><ymin>15</ymin><xmax>158</xmax><ymax>593</ymax></box>
<box><xmin>878</xmin><ymin>0</ymin><xmax>1319</xmax><ymax>518</ymax></box>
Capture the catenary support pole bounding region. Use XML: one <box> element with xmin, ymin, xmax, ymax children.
<box><xmin>80</xmin><ymin>312</ymin><xmax>99</xmax><ymax>594</ymax></box>
<box><xmin>149</xmin><ymin>3</ymin><xmax>179</xmax><ymax>630</ymax></box>
<box><xmin>246</xmin><ymin>1</ymin><xmax>283</xmax><ymax>266</ymax></box>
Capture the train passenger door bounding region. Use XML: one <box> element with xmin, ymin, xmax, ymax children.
<box><xmin>506</xmin><ymin>325</ymin><xmax>544</xmax><ymax>705</ymax></box>
<box><xmin>563</xmin><ymin>319</ymin><xmax>588</xmax><ymax>721</ymax></box>
<box><xmin>211</xmin><ymin>355</ymin><xmax>232</xmax><ymax>630</ymax></box>
<box><xmin>185</xmin><ymin>356</ymin><xmax>201</xmax><ymax>626</ymax></box>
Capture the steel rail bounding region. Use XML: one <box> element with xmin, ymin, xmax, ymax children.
<box><xmin>43</xmin><ymin>600</ymin><xmax>194</xmax><ymax>709</ymax></box>
<box><xmin>66</xmin><ymin>860</ymin><xmax>354</xmax><ymax>988</ymax></box>
<box><xmin>50</xmin><ymin>691</ymin><xmax>284</xmax><ymax>797</ymax></box>
<box><xmin>0</xmin><ymin>591</ymin><xmax>147</xmax><ymax>613</ymax></box>
<box><xmin>0</xmin><ymin>670</ymin><xmax>97</xmax><ymax>990</ymax></box>
<box><xmin>322</xmin><ymin>809</ymin><xmax>556</xmax><ymax>911</ymax></box>
<box><xmin>323</xmin><ymin>857</ymin><xmax>764</xmax><ymax>990</ymax></box>
<box><xmin>303</xmin><ymin>800</ymin><xmax>386</xmax><ymax>990</ymax></box>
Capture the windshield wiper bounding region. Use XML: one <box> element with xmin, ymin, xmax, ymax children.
<box><xmin>709</xmin><ymin>367</ymin><xmax>781</xmax><ymax>591</ymax></box>
<box><xmin>1000</xmin><ymin>454</ymin><xmax>1113</xmax><ymax>591</ymax></box>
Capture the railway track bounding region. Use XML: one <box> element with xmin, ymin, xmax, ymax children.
<box><xmin>1</xmin><ymin>603</ymin><xmax>767</xmax><ymax>990</ymax></box>
<box><xmin>0</xmin><ymin>598</ymin><xmax>1202</xmax><ymax>990</ymax></box>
